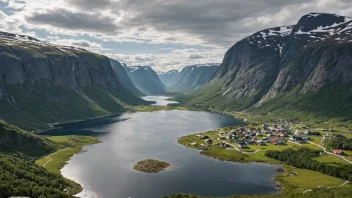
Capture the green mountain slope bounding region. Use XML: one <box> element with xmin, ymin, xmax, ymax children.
<box><xmin>0</xmin><ymin>120</ymin><xmax>62</xmax><ymax>156</ymax></box>
<box><xmin>0</xmin><ymin>31</ymin><xmax>149</xmax><ymax>130</ymax></box>
<box><xmin>181</xmin><ymin>13</ymin><xmax>352</xmax><ymax>122</ymax></box>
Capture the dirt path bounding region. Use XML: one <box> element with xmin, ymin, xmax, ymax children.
<box><xmin>307</xmin><ymin>141</ymin><xmax>352</xmax><ymax>164</ymax></box>
<box><xmin>42</xmin><ymin>147</ymin><xmax>68</xmax><ymax>167</ymax></box>
<box><xmin>303</xmin><ymin>181</ymin><xmax>350</xmax><ymax>193</ymax></box>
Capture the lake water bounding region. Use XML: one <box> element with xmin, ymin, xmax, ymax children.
<box><xmin>141</xmin><ymin>96</ymin><xmax>178</xmax><ymax>106</ymax></box>
<box><xmin>43</xmin><ymin>97</ymin><xmax>281</xmax><ymax>198</ymax></box>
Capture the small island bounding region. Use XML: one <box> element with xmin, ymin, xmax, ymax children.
<box><xmin>134</xmin><ymin>159</ymin><xmax>170</xmax><ymax>173</ymax></box>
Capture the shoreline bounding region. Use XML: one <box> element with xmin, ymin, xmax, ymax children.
<box><xmin>35</xmin><ymin>113</ymin><xmax>124</xmax><ymax>134</ymax></box>
<box><xmin>35</xmin><ymin>136</ymin><xmax>101</xmax><ymax>197</ymax></box>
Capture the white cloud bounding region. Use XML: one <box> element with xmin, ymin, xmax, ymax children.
<box><xmin>51</xmin><ymin>39</ymin><xmax>103</xmax><ymax>50</ymax></box>
<box><xmin>106</xmin><ymin>48</ymin><xmax>225</xmax><ymax>72</ymax></box>
<box><xmin>1</xmin><ymin>0</ymin><xmax>352</xmax><ymax>71</ymax></box>
<box><xmin>0</xmin><ymin>10</ymin><xmax>22</xmax><ymax>33</ymax></box>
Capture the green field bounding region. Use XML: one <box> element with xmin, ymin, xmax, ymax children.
<box><xmin>36</xmin><ymin>136</ymin><xmax>100</xmax><ymax>173</ymax></box>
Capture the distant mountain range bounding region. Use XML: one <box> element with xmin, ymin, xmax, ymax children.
<box><xmin>124</xmin><ymin>66</ymin><xmax>167</xmax><ymax>95</ymax></box>
<box><xmin>158</xmin><ymin>70</ymin><xmax>181</xmax><ymax>87</ymax></box>
<box><xmin>183</xmin><ymin>13</ymin><xmax>352</xmax><ymax>122</ymax></box>
<box><xmin>109</xmin><ymin>59</ymin><xmax>145</xmax><ymax>97</ymax></box>
<box><xmin>169</xmin><ymin>64</ymin><xmax>219</xmax><ymax>92</ymax></box>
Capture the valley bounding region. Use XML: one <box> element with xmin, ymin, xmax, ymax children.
<box><xmin>1</xmin><ymin>6</ymin><xmax>352</xmax><ymax>198</ymax></box>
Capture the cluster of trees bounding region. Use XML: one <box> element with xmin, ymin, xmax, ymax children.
<box><xmin>325</xmin><ymin>138</ymin><xmax>352</xmax><ymax>150</ymax></box>
<box><xmin>0</xmin><ymin>154</ymin><xmax>78</xmax><ymax>198</ymax></box>
<box><xmin>265</xmin><ymin>148</ymin><xmax>352</xmax><ymax>181</ymax></box>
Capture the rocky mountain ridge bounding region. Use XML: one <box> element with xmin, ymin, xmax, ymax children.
<box><xmin>124</xmin><ymin>65</ymin><xmax>167</xmax><ymax>95</ymax></box>
<box><xmin>187</xmin><ymin>13</ymin><xmax>352</xmax><ymax>121</ymax></box>
<box><xmin>171</xmin><ymin>64</ymin><xmax>219</xmax><ymax>92</ymax></box>
<box><xmin>158</xmin><ymin>70</ymin><xmax>181</xmax><ymax>87</ymax></box>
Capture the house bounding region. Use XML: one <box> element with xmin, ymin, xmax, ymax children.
<box><xmin>190</xmin><ymin>142</ymin><xmax>197</xmax><ymax>146</ymax></box>
<box><xmin>293</xmin><ymin>136</ymin><xmax>303</xmax><ymax>143</ymax></box>
<box><xmin>205</xmin><ymin>139</ymin><xmax>213</xmax><ymax>144</ymax></box>
<box><xmin>229</xmin><ymin>134</ymin><xmax>234</xmax><ymax>139</ymax></box>
<box><xmin>272</xmin><ymin>139</ymin><xmax>284</xmax><ymax>145</ymax></box>
<box><xmin>271</xmin><ymin>139</ymin><xmax>279</xmax><ymax>145</ymax></box>
<box><xmin>334</xmin><ymin>134</ymin><xmax>346</xmax><ymax>139</ymax></box>
<box><xmin>200</xmin><ymin>144</ymin><xmax>209</xmax><ymax>151</ymax></box>
<box><xmin>333</xmin><ymin>149</ymin><xmax>344</xmax><ymax>155</ymax></box>
<box><xmin>220</xmin><ymin>142</ymin><xmax>227</xmax><ymax>148</ymax></box>
<box><xmin>302</xmin><ymin>136</ymin><xmax>309</xmax><ymax>141</ymax></box>
<box><xmin>202</xmin><ymin>135</ymin><xmax>210</xmax><ymax>139</ymax></box>
<box><xmin>305</xmin><ymin>131</ymin><xmax>321</xmax><ymax>136</ymax></box>
<box><xmin>311</xmin><ymin>132</ymin><xmax>321</xmax><ymax>136</ymax></box>
<box><xmin>238</xmin><ymin>142</ymin><xmax>248</xmax><ymax>149</ymax></box>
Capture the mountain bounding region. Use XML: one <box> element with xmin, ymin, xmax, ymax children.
<box><xmin>185</xmin><ymin>13</ymin><xmax>352</xmax><ymax>121</ymax></box>
<box><xmin>0</xmin><ymin>120</ymin><xmax>60</xmax><ymax>157</ymax></box>
<box><xmin>158</xmin><ymin>70</ymin><xmax>181</xmax><ymax>87</ymax></box>
<box><xmin>109</xmin><ymin>59</ymin><xmax>145</xmax><ymax>96</ymax></box>
<box><xmin>171</xmin><ymin>64</ymin><xmax>219</xmax><ymax>92</ymax></box>
<box><xmin>0</xmin><ymin>31</ymin><xmax>149</xmax><ymax>130</ymax></box>
<box><xmin>124</xmin><ymin>66</ymin><xmax>167</xmax><ymax>95</ymax></box>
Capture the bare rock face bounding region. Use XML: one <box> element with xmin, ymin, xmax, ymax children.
<box><xmin>0</xmin><ymin>32</ymin><xmax>148</xmax><ymax>129</ymax></box>
<box><xmin>124</xmin><ymin>65</ymin><xmax>167</xmax><ymax>95</ymax></box>
<box><xmin>193</xmin><ymin>13</ymin><xmax>352</xmax><ymax>111</ymax></box>
<box><xmin>171</xmin><ymin>64</ymin><xmax>219</xmax><ymax>92</ymax></box>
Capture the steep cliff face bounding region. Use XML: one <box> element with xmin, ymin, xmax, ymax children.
<box><xmin>109</xmin><ymin>59</ymin><xmax>145</xmax><ymax>96</ymax></box>
<box><xmin>158</xmin><ymin>70</ymin><xmax>181</xmax><ymax>87</ymax></box>
<box><xmin>0</xmin><ymin>32</ymin><xmax>148</xmax><ymax>130</ymax></box>
<box><xmin>171</xmin><ymin>64</ymin><xmax>219</xmax><ymax>92</ymax></box>
<box><xmin>124</xmin><ymin>66</ymin><xmax>167</xmax><ymax>95</ymax></box>
<box><xmin>188</xmin><ymin>13</ymin><xmax>352</xmax><ymax>120</ymax></box>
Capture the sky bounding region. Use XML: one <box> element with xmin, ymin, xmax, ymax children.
<box><xmin>1</xmin><ymin>0</ymin><xmax>352</xmax><ymax>72</ymax></box>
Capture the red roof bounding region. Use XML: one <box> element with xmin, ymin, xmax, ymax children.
<box><xmin>272</xmin><ymin>139</ymin><xmax>279</xmax><ymax>143</ymax></box>
<box><xmin>333</xmin><ymin>149</ymin><xmax>343</xmax><ymax>153</ymax></box>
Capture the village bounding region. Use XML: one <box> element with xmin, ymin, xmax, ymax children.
<box><xmin>189</xmin><ymin>119</ymin><xmax>351</xmax><ymax>157</ymax></box>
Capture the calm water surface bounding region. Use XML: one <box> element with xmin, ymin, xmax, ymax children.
<box><xmin>142</xmin><ymin>96</ymin><xmax>178</xmax><ymax>106</ymax></box>
<box><xmin>43</xmin><ymin>97</ymin><xmax>281</xmax><ymax>198</ymax></box>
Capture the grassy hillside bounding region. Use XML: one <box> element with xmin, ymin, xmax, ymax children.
<box><xmin>0</xmin><ymin>120</ymin><xmax>101</xmax><ymax>197</ymax></box>
<box><xmin>249</xmin><ymin>83</ymin><xmax>352</xmax><ymax>124</ymax></box>
<box><xmin>0</xmin><ymin>120</ymin><xmax>63</xmax><ymax>156</ymax></box>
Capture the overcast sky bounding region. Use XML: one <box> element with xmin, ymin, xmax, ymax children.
<box><xmin>1</xmin><ymin>0</ymin><xmax>352</xmax><ymax>72</ymax></box>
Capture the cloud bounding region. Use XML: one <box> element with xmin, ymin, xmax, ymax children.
<box><xmin>52</xmin><ymin>39</ymin><xmax>103</xmax><ymax>50</ymax></box>
<box><xmin>26</xmin><ymin>9</ymin><xmax>119</xmax><ymax>35</ymax></box>
<box><xmin>106</xmin><ymin>48</ymin><xmax>224</xmax><ymax>72</ymax></box>
<box><xmin>0</xmin><ymin>10</ymin><xmax>22</xmax><ymax>33</ymax></box>
<box><xmin>189</xmin><ymin>54</ymin><xmax>204</xmax><ymax>59</ymax></box>
<box><xmin>4</xmin><ymin>0</ymin><xmax>352</xmax><ymax>48</ymax></box>
<box><xmin>2</xmin><ymin>0</ymin><xmax>352</xmax><ymax>71</ymax></box>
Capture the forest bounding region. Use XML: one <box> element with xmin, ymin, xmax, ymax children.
<box><xmin>265</xmin><ymin>148</ymin><xmax>352</xmax><ymax>181</ymax></box>
<box><xmin>0</xmin><ymin>154</ymin><xmax>79</xmax><ymax>198</ymax></box>
<box><xmin>324</xmin><ymin>138</ymin><xmax>352</xmax><ymax>150</ymax></box>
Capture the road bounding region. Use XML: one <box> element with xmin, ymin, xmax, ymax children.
<box><xmin>307</xmin><ymin>141</ymin><xmax>352</xmax><ymax>164</ymax></box>
<box><xmin>42</xmin><ymin>147</ymin><xmax>68</xmax><ymax>167</ymax></box>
